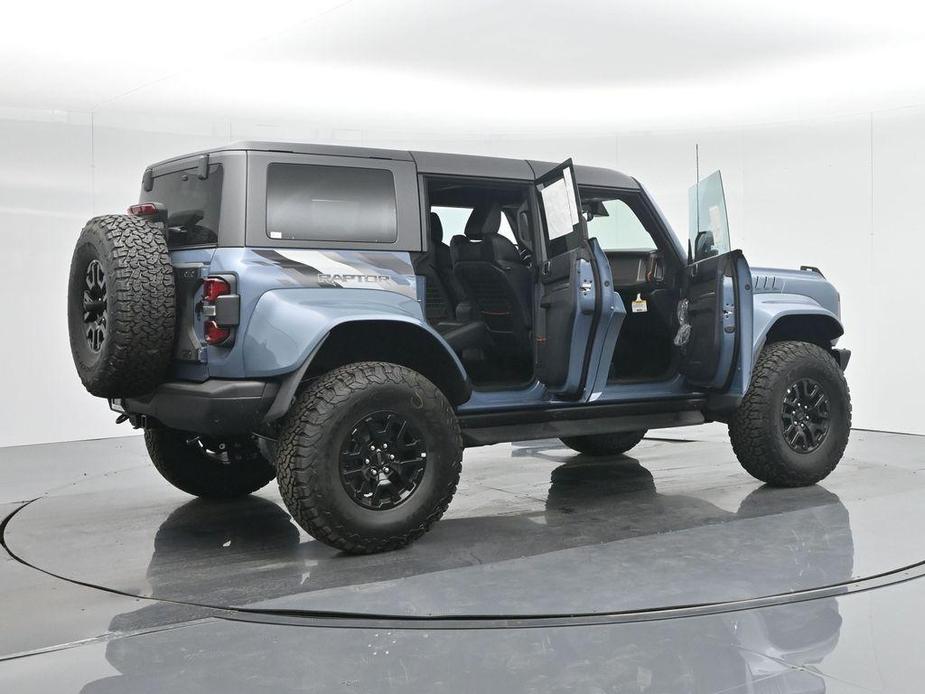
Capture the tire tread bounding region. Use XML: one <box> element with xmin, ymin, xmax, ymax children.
<box><xmin>69</xmin><ymin>214</ymin><xmax>175</xmax><ymax>397</ymax></box>
<box><xmin>729</xmin><ymin>340</ymin><xmax>851</xmax><ymax>487</ymax></box>
<box><xmin>276</xmin><ymin>361</ymin><xmax>462</xmax><ymax>554</ymax></box>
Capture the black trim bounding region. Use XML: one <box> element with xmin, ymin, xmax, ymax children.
<box><xmin>833</xmin><ymin>348</ymin><xmax>851</xmax><ymax>371</ymax></box>
<box><xmin>458</xmin><ymin>397</ymin><xmax>706</xmax><ymax>447</ymax></box>
<box><xmin>122</xmin><ymin>379</ymin><xmax>279</xmax><ymax>435</ymax></box>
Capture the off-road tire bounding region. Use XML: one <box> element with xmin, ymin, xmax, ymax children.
<box><xmin>68</xmin><ymin>214</ymin><xmax>175</xmax><ymax>397</ymax></box>
<box><xmin>276</xmin><ymin>362</ymin><xmax>462</xmax><ymax>554</ymax></box>
<box><xmin>729</xmin><ymin>340</ymin><xmax>851</xmax><ymax>487</ymax></box>
<box><xmin>145</xmin><ymin>427</ymin><xmax>276</xmax><ymax>498</ymax></box>
<box><xmin>560</xmin><ymin>430</ymin><xmax>648</xmax><ymax>457</ymax></box>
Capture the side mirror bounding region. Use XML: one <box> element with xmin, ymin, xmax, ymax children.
<box><xmin>694</xmin><ymin>230</ymin><xmax>717</xmax><ymax>260</ymax></box>
<box><xmin>582</xmin><ymin>200</ymin><xmax>608</xmax><ymax>221</ymax></box>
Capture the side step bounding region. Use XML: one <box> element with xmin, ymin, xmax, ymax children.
<box><xmin>458</xmin><ymin>398</ymin><xmax>706</xmax><ymax>447</ymax></box>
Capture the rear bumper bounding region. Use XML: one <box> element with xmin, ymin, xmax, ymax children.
<box><xmin>117</xmin><ymin>379</ymin><xmax>278</xmax><ymax>435</ymax></box>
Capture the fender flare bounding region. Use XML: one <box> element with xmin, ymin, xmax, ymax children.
<box><xmin>752</xmin><ymin>294</ymin><xmax>844</xmax><ymax>362</ymax></box>
<box><xmin>243</xmin><ymin>288</ymin><xmax>470</xmax><ymax>422</ymax></box>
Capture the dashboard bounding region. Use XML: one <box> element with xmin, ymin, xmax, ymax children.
<box><xmin>605</xmin><ymin>250</ymin><xmax>665</xmax><ymax>289</ymax></box>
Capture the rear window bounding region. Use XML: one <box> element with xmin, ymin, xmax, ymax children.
<box><xmin>143</xmin><ymin>164</ymin><xmax>223</xmax><ymax>248</ymax></box>
<box><xmin>266</xmin><ymin>163</ymin><xmax>397</xmax><ymax>243</ymax></box>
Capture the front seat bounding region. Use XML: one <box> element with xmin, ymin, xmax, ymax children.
<box><xmin>451</xmin><ymin>202</ymin><xmax>533</xmax><ymax>355</ymax></box>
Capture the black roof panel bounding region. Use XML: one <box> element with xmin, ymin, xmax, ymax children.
<box><xmin>148</xmin><ymin>141</ymin><xmax>638</xmax><ymax>189</ymax></box>
<box><xmin>409</xmin><ymin>150</ymin><xmax>534</xmax><ymax>180</ymax></box>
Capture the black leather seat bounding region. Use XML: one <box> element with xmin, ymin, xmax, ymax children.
<box><xmin>415</xmin><ymin>212</ymin><xmax>486</xmax><ymax>353</ymax></box>
<box><xmin>413</xmin><ymin>214</ymin><xmax>454</xmax><ymax>324</ymax></box>
<box><xmin>451</xmin><ymin>203</ymin><xmax>533</xmax><ymax>355</ymax></box>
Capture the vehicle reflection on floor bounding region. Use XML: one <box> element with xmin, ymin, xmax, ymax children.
<box><xmin>82</xmin><ymin>446</ymin><xmax>852</xmax><ymax>693</ymax></box>
<box><xmin>114</xmin><ymin>455</ymin><xmax>853</xmax><ymax>606</ymax></box>
<box><xmin>84</xmin><ymin>601</ymin><xmax>839</xmax><ymax>693</ymax></box>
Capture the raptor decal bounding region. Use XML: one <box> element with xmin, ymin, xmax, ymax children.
<box><xmin>248</xmin><ymin>249</ymin><xmax>418</xmax><ymax>300</ymax></box>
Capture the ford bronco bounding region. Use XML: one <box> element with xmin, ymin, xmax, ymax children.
<box><xmin>67</xmin><ymin>142</ymin><xmax>851</xmax><ymax>554</ymax></box>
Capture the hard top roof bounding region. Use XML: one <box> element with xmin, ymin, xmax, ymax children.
<box><xmin>149</xmin><ymin>141</ymin><xmax>639</xmax><ymax>190</ymax></box>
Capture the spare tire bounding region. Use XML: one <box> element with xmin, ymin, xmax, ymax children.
<box><xmin>68</xmin><ymin>214</ymin><xmax>176</xmax><ymax>397</ymax></box>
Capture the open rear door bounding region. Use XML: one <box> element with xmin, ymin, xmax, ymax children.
<box><xmin>533</xmin><ymin>159</ymin><xmax>600</xmax><ymax>397</ymax></box>
<box><xmin>679</xmin><ymin>171</ymin><xmax>753</xmax><ymax>400</ymax></box>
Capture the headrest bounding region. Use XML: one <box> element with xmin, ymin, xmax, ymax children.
<box><xmin>464</xmin><ymin>202</ymin><xmax>501</xmax><ymax>240</ymax></box>
<box><xmin>429</xmin><ymin>212</ymin><xmax>443</xmax><ymax>244</ymax></box>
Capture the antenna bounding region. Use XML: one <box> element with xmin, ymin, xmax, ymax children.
<box><xmin>695</xmin><ymin>143</ymin><xmax>700</xmax><ymax>235</ymax></box>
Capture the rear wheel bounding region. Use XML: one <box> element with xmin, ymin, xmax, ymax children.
<box><xmin>276</xmin><ymin>362</ymin><xmax>462</xmax><ymax>554</ymax></box>
<box><xmin>145</xmin><ymin>427</ymin><xmax>276</xmax><ymax>498</ymax></box>
<box><xmin>560</xmin><ymin>430</ymin><xmax>648</xmax><ymax>457</ymax></box>
<box><xmin>729</xmin><ymin>340</ymin><xmax>851</xmax><ymax>487</ymax></box>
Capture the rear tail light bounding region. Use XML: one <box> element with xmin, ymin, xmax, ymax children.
<box><xmin>128</xmin><ymin>203</ymin><xmax>158</xmax><ymax>216</ymax></box>
<box><xmin>201</xmin><ymin>276</ymin><xmax>239</xmax><ymax>346</ymax></box>
<box><xmin>127</xmin><ymin>202</ymin><xmax>168</xmax><ymax>225</ymax></box>
<box><xmin>204</xmin><ymin>319</ymin><xmax>231</xmax><ymax>345</ymax></box>
<box><xmin>201</xmin><ymin>277</ymin><xmax>231</xmax><ymax>303</ymax></box>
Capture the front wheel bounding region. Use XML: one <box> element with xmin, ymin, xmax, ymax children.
<box><xmin>560</xmin><ymin>430</ymin><xmax>647</xmax><ymax>457</ymax></box>
<box><xmin>144</xmin><ymin>428</ymin><xmax>276</xmax><ymax>498</ymax></box>
<box><xmin>275</xmin><ymin>362</ymin><xmax>462</xmax><ymax>554</ymax></box>
<box><xmin>729</xmin><ymin>341</ymin><xmax>851</xmax><ymax>487</ymax></box>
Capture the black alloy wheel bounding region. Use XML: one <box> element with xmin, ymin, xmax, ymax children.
<box><xmin>781</xmin><ymin>378</ymin><xmax>830</xmax><ymax>453</ymax></box>
<box><xmin>340</xmin><ymin>411</ymin><xmax>428</xmax><ymax>510</ymax></box>
<box><xmin>82</xmin><ymin>259</ymin><xmax>108</xmax><ymax>352</ymax></box>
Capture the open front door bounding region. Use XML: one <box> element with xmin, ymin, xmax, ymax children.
<box><xmin>679</xmin><ymin>251</ymin><xmax>751</xmax><ymax>393</ymax></box>
<box><xmin>533</xmin><ymin>159</ymin><xmax>600</xmax><ymax>397</ymax></box>
<box><xmin>679</xmin><ymin>171</ymin><xmax>753</xmax><ymax>398</ymax></box>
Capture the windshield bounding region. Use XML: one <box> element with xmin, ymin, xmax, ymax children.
<box><xmin>141</xmin><ymin>164</ymin><xmax>223</xmax><ymax>248</ymax></box>
<box><xmin>688</xmin><ymin>170</ymin><xmax>731</xmax><ymax>261</ymax></box>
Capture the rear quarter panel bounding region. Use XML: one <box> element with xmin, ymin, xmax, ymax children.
<box><xmin>204</xmin><ymin>248</ymin><xmax>438</xmax><ymax>378</ymax></box>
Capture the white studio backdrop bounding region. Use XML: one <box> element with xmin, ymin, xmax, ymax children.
<box><xmin>0</xmin><ymin>105</ymin><xmax>922</xmax><ymax>447</ymax></box>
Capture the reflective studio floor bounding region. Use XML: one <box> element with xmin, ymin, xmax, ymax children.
<box><xmin>1</xmin><ymin>424</ymin><xmax>924</xmax><ymax>693</ymax></box>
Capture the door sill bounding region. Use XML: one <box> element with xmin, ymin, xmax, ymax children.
<box><xmin>458</xmin><ymin>397</ymin><xmax>706</xmax><ymax>447</ymax></box>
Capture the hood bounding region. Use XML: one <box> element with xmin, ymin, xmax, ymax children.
<box><xmin>751</xmin><ymin>266</ymin><xmax>841</xmax><ymax>319</ymax></box>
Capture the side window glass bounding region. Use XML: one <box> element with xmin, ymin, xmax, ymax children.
<box><xmin>430</xmin><ymin>206</ymin><xmax>471</xmax><ymax>239</ymax></box>
<box><xmin>586</xmin><ymin>199</ymin><xmax>657</xmax><ymax>252</ymax></box>
<box><xmin>266</xmin><ymin>163</ymin><xmax>397</xmax><ymax>243</ymax></box>
<box><xmin>688</xmin><ymin>170</ymin><xmax>731</xmax><ymax>261</ymax></box>
<box><xmin>497</xmin><ymin>212</ymin><xmax>516</xmax><ymax>243</ymax></box>
<box><xmin>430</xmin><ymin>206</ymin><xmax>518</xmax><ymax>245</ymax></box>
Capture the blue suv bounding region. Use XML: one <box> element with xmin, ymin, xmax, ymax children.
<box><xmin>67</xmin><ymin>142</ymin><xmax>851</xmax><ymax>553</ymax></box>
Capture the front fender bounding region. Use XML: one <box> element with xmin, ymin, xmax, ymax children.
<box><xmin>752</xmin><ymin>293</ymin><xmax>843</xmax><ymax>360</ymax></box>
<box><xmin>241</xmin><ymin>287</ymin><xmax>464</xmax><ymax>378</ymax></box>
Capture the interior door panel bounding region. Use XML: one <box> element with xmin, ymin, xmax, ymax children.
<box><xmin>680</xmin><ymin>250</ymin><xmax>746</xmax><ymax>390</ymax></box>
<box><xmin>535</xmin><ymin>250</ymin><xmax>581</xmax><ymax>388</ymax></box>
<box><xmin>532</xmin><ymin>159</ymin><xmax>600</xmax><ymax>396</ymax></box>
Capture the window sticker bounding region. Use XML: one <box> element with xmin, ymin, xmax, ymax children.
<box><xmin>540</xmin><ymin>170</ymin><xmax>579</xmax><ymax>240</ymax></box>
